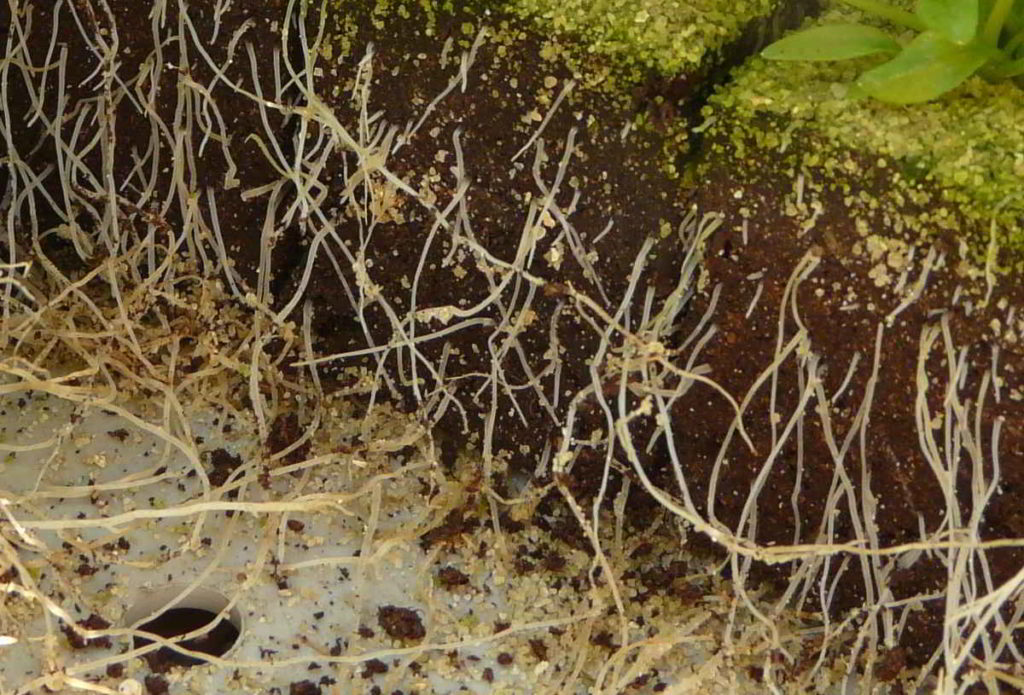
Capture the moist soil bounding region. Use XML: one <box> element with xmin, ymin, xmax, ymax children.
<box><xmin>284</xmin><ymin>2</ymin><xmax>1023</xmax><ymax>669</ymax></box>
<box><xmin>5</xmin><ymin>0</ymin><xmax>1023</xmax><ymax>680</ymax></box>
<box><xmin>675</xmin><ymin>113</ymin><xmax>1024</xmax><ymax>668</ymax></box>
<box><xmin>1</xmin><ymin>0</ymin><xmax>300</xmax><ymax>286</ymax></box>
<box><xmin>279</xmin><ymin>1</ymin><xmax>692</xmax><ymax>470</ymax></box>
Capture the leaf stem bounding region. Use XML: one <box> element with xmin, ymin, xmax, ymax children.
<box><xmin>1004</xmin><ymin>26</ymin><xmax>1024</xmax><ymax>56</ymax></box>
<box><xmin>838</xmin><ymin>0</ymin><xmax>926</xmax><ymax>31</ymax></box>
<box><xmin>987</xmin><ymin>54</ymin><xmax>1024</xmax><ymax>78</ymax></box>
<box><xmin>981</xmin><ymin>0</ymin><xmax>1014</xmax><ymax>45</ymax></box>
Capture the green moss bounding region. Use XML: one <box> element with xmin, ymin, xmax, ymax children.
<box><xmin>323</xmin><ymin>0</ymin><xmax>784</xmax><ymax>88</ymax></box>
<box><xmin>704</xmin><ymin>3</ymin><xmax>1024</xmax><ymax>263</ymax></box>
<box><xmin>507</xmin><ymin>0</ymin><xmax>778</xmax><ymax>76</ymax></box>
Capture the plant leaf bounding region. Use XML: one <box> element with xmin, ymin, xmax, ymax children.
<box><xmin>1006</xmin><ymin>0</ymin><xmax>1024</xmax><ymax>35</ymax></box>
<box><xmin>761</xmin><ymin>24</ymin><xmax>901</xmax><ymax>61</ymax></box>
<box><xmin>986</xmin><ymin>53</ymin><xmax>1024</xmax><ymax>76</ymax></box>
<box><xmin>917</xmin><ymin>0</ymin><xmax>979</xmax><ymax>44</ymax></box>
<box><xmin>856</xmin><ymin>31</ymin><xmax>996</xmax><ymax>102</ymax></box>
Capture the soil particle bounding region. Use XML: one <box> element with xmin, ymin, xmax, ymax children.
<box><xmin>591</xmin><ymin>630</ymin><xmax>617</xmax><ymax>650</ymax></box>
<box><xmin>514</xmin><ymin>557</ymin><xmax>535</xmax><ymax>575</ymax></box>
<box><xmin>361</xmin><ymin>658</ymin><xmax>389</xmax><ymax>679</ymax></box>
<box><xmin>208</xmin><ymin>449</ymin><xmax>243</xmax><ymax>488</ymax></box>
<box><xmin>376</xmin><ymin>605</ymin><xmax>425</xmax><ymax>642</ymax></box>
<box><xmin>436</xmin><ymin>566</ymin><xmax>470</xmax><ymax>588</ymax></box>
<box><xmin>531</xmin><ymin>492</ymin><xmax>588</xmax><ymax>551</ymax></box>
<box><xmin>267</xmin><ymin>412</ymin><xmax>311</xmax><ymax>466</ymax></box>
<box><xmin>876</xmin><ymin>647</ymin><xmax>907</xmax><ymax>683</ymax></box>
<box><xmin>627</xmin><ymin>672</ymin><xmax>652</xmax><ymax>689</ymax></box>
<box><xmin>288</xmin><ymin>681</ymin><xmax>321</xmax><ymax>695</ymax></box>
<box><xmin>75</xmin><ymin>563</ymin><xmax>99</xmax><ymax>577</ymax></box>
<box><xmin>541</xmin><ymin>551</ymin><xmax>566</xmax><ymax>573</ymax></box>
<box><xmin>61</xmin><ymin>614</ymin><xmax>112</xmax><ymax>650</ymax></box>
<box><xmin>143</xmin><ymin>675</ymin><xmax>169</xmax><ymax>695</ymax></box>
<box><xmin>419</xmin><ymin>508</ymin><xmax>482</xmax><ymax>550</ymax></box>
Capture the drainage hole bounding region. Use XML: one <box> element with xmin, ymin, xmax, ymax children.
<box><xmin>134</xmin><ymin>607</ymin><xmax>240</xmax><ymax>670</ymax></box>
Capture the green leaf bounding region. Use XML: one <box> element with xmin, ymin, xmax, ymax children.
<box><xmin>982</xmin><ymin>0</ymin><xmax>1016</xmax><ymax>44</ymax></box>
<box><xmin>839</xmin><ymin>0</ymin><xmax>926</xmax><ymax>31</ymax></box>
<box><xmin>1001</xmin><ymin>0</ymin><xmax>1024</xmax><ymax>35</ymax></box>
<box><xmin>856</xmin><ymin>31</ymin><xmax>996</xmax><ymax>102</ymax></box>
<box><xmin>1007</xmin><ymin>0</ymin><xmax>1024</xmax><ymax>35</ymax></box>
<box><xmin>986</xmin><ymin>53</ymin><xmax>1024</xmax><ymax>76</ymax></box>
<box><xmin>917</xmin><ymin>0</ymin><xmax>980</xmax><ymax>44</ymax></box>
<box><xmin>761</xmin><ymin>24</ymin><xmax>901</xmax><ymax>61</ymax></box>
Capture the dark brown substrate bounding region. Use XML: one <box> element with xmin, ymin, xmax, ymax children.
<box><xmin>658</xmin><ymin>116</ymin><xmax>1024</xmax><ymax>672</ymax></box>
<box><xmin>4</xmin><ymin>0</ymin><xmax>1022</xmax><ymax>682</ymax></box>
<box><xmin>0</xmin><ymin>0</ymin><xmax>301</xmax><ymax>285</ymax></box>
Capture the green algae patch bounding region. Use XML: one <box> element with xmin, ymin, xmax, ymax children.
<box><xmin>700</xmin><ymin>4</ymin><xmax>1024</xmax><ymax>268</ymax></box>
<box><xmin>319</xmin><ymin>0</ymin><xmax>786</xmax><ymax>89</ymax></box>
<box><xmin>506</xmin><ymin>0</ymin><xmax>779</xmax><ymax>77</ymax></box>
<box><xmin>315</xmin><ymin>0</ymin><xmax>815</xmax><ymax>186</ymax></box>
<box><xmin>321</xmin><ymin>0</ymin><xmax>791</xmax><ymax>88</ymax></box>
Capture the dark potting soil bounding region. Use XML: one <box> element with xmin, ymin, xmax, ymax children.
<box><xmin>276</xmin><ymin>2</ymin><xmax>1022</xmax><ymax>671</ymax></box>
<box><xmin>6</xmin><ymin>0</ymin><xmax>1023</xmax><ymax>678</ymax></box>
<box><xmin>1</xmin><ymin>0</ymin><xmax>300</xmax><ymax>286</ymax></box>
<box><xmin>670</xmin><ymin>113</ymin><xmax>1024</xmax><ymax>669</ymax></box>
<box><xmin>278</xmin><ymin>2</ymin><xmax>691</xmax><ymax>470</ymax></box>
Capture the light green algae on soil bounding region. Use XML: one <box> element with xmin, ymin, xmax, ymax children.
<box><xmin>701</xmin><ymin>4</ymin><xmax>1024</xmax><ymax>269</ymax></box>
